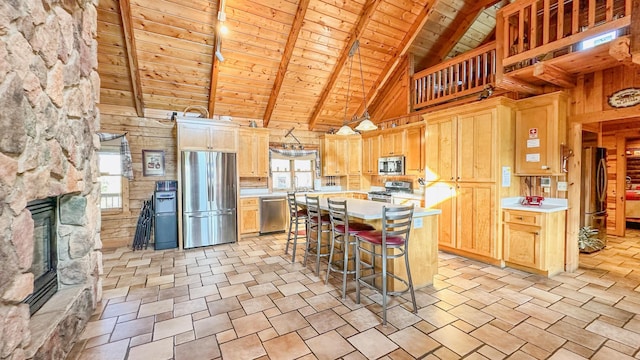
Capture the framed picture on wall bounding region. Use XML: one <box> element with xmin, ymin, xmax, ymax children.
<box><xmin>142</xmin><ymin>150</ymin><xmax>165</xmax><ymax>177</ymax></box>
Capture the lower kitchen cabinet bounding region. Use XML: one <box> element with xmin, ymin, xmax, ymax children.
<box><xmin>503</xmin><ymin>209</ymin><xmax>566</xmax><ymax>276</ymax></box>
<box><xmin>240</xmin><ymin>198</ymin><xmax>259</xmax><ymax>234</ymax></box>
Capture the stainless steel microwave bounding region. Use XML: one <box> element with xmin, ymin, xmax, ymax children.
<box><xmin>378</xmin><ymin>156</ymin><xmax>405</xmax><ymax>175</ymax></box>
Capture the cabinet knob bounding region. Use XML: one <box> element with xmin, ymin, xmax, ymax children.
<box><xmin>534</xmin><ymin>232</ymin><xmax>539</xmax><ymax>236</ymax></box>
<box><xmin>516</xmin><ymin>216</ymin><xmax>523</xmax><ymax>220</ymax></box>
<box><xmin>450</xmin><ymin>177</ymin><xmax>454</xmax><ymax>180</ymax></box>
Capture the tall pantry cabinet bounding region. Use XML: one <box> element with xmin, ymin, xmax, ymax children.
<box><xmin>424</xmin><ymin>97</ymin><xmax>519</xmax><ymax>264</ymax></box>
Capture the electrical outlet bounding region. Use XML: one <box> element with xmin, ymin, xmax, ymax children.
<box><xmin>557</xmin><ymin>181</ymin><xmax>568</xmax><ymax>191</ymax></box>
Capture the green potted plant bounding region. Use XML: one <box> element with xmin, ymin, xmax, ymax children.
<box><xmin>578</xmin><ymin>226</ymin><xmax>605</xmax><ymax>253</ymax></box>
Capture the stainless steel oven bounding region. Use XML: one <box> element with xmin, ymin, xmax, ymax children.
<box><xmin>367</xmin><ymin>192</ymin><xmax>392</xmax><ymax>203</ymax></box>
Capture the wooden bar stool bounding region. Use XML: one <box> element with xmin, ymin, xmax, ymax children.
<box><xmin>355</xmin><ymin>204</ymin><xmax>417</xmax><ymax>325</ymax></box>
<box><xmin>326</xmin><ymin>198</ymin><xmax>375</xmax><ymax>299</ymax></box>
<box><xmin>303</xmin><ymin>195</ymin><xmax>331</xmax><ymax>275</ymax></box>
<box><xmin>285</xmin><ymin>192</ymin><xmax>307</xmax><ymax>263</ymax></box>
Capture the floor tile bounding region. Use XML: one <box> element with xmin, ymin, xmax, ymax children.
<box><xmin>110</xmin><ymin>316</ymin><xmax>154</xmax><ymax>342</ymax></box>
<box><xmin>77</xmin><ymin>339</ymin><xmax>129</xmax><ymax>360</ymax></box>
<box><xmin>193</xmin><ymin>312</ymin><xmax>233</xmax><ymax>339</ymax></box>
<box><xmin>348</xmin><ymin>328</ymin><xmax>398</xmax><ymax>359</ymax></box>
<box><xmin>137</xmin><ymin>299</ymin><xmax>173</xmax><ymax>318</ymax></box>
<box><xmin>269</xmin><ymin>310</ymin><xmax>310</xmax><ymax>335</ymax></box>
<box><xmin>305</xmin><ymin>330</ymin><xmax>354</xmax><ymax>360</ymax></box>
<box><xmin>232</xmin><ymin>312</ymin><xmax>272</xmax><ymax>337</ymax></box>
<box><xmin>341</xmin><ymin>307</ymin><xmax>381</xmax><ymax>331</ymax></box>
<box><xmin>219</xmin><ymin>334</ymin><xmax>267</xmax><ymax>359</ymax></box>
<box><xmin>471</xmin><ymin>323</ymin><xmax>525</xmax><ymax>355</ymax></box>
<box><xmin>174</xmin><ymin>335</ymin><xmax>221</xmax><ymax>360</ymax></box>
<box><xmin>128</xmin><ymin>337</ymin><xmax>173</xmax><ymax>360</ymax></box>
<box><xmin>79</xmin><ymin>317</ymin><xmax>117</xmax><ymax>340</ymax></box>
<box><xmin>153</xmin><ymin>314</ymin><xmax>193</xmax><ymax>340</ymax></box>
<box><xmin>388</xmin><ymin>326</ymin><xmax>440</xmax><ymax>358</ymax></box>
<box><xmin>263</xmin><ymin>332</ymin><xmax>311</xmax><ymax>360</ymax></box>
<box><xmin>429</xmin><ymin>324</ymin><xmax>481</xmax><ymax>356</ymax></box>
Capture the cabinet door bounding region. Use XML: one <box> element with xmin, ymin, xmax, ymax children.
<box><xmin>456</xmin><ymin>183</ymin><xmax>496</xmax><ymax>258</ymax></box>
<box><xmin>322</xmin><ymin>137</ymin><xmax>347</xmax><ymax>176</ymax></box>
<box><xmin>405</xmin><ymin>126</ymin><xmax>425</xmax><ymax>175</ymax></box>
<box><xmin>238</xmin><ymin>131</ymin><xmax>254</xmax><ymax>176</ymax></box>
<box><xmin>424</xmin><ymin>183</ymin><xmax>456</xmax><ymax>249</ymax></box>
<box><xmin>457</xmin><ymin>109</ymin><xmax>496</xmax><ymax>182</ymax></box>
<box><xmin>178</xmin><ymin>123</ymin><xmax>211</xmax><ymax>150</ymax></box>
<box><xmin>255</xmin><ymin>131</ymin><xmax>270</xmax><ymax>177</ymax></box>
<box><xmin>425</xmin><ymin>119</ymin><xmax>455</xmax><ymax>182</ymax></box>
<box><xmin>362</xmin><ymin>136</ymin><xmax>379</xmax><ymax>175</ymax></box>
<box><xmin>503</xmin><ymin>222</ymin><xmax>540</xmax><ymax>269</ymax></box>
<box><xmin>392</xmin><ymin>130</ymin><xmax>406</xmax><ymax>155</ymax></box>
<box><xmin>347</xmin><ymin>136</ymin><xmax>362</xmax><ymax>175</ymax></box>
<box><xmin>210</xmin><ymin>125</ymin><xmax>238</xmax><ymax>152</ymax></box>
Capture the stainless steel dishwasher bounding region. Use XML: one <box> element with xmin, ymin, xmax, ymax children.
<box><xmin>259</xmin><ymin>196</ymin><xmax>287</xmax><ymax>234</ymax></box>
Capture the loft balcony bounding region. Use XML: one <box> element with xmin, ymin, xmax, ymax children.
<box><xmin>496</xmin><ymin>0</ymin><xmax>634</xmax><ymax>93</ymax></box>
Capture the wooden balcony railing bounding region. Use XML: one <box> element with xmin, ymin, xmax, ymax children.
<box><xmin>497</xmin><ymin>0</ymin><xmax>632</xmax><ymax>72</ymax></box>
<box><xmin>412</xmin><ymin>42</ymin><xmax>496</xmax><ymax>110</ymax></box>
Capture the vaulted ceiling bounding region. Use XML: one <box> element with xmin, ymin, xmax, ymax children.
<box><xmin>97</xmin><ymin>0</ymin><xmax>507</xmax><ymax>130</ymax></box>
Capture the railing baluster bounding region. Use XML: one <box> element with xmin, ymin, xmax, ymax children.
<box><xmin>572</xmin><ymin>0</ymin><xmax>580</xmax><ymax>34</ymax></box>
<box><xmin>448</xmin><ymin>65</ymin><xmax>454</xmax><ymax>95</ymax></box>
<box><xmin>606</xmin><ymin>0</ymin><xmax>613</xmax><ymax>21</ymax></box>
<box><xmin>543</xmin><ymin>0</ymin><xmax>550</xmax><ymax>44</ymax></box>
<box><xmin>558</xmin><ymin>0</ymin><xmax>565</xmax><ymax>40</ymax></box>
<box><xmin>626</xmin><ymin>0</ymin><xmax>632</xmax><ymax>16</ymax></box>
<box><xmin>531</xmin><ymin>1</ymin><xmax>538</xmax><ymax>49</ymax></box>
<box><xmin>518</xmin><ymin>9</ymin><xmax>525</xmax><ymax>53</ymax></box>
<box><xmin>588</xmin><ymin>0</ymin><xmax>596</xmax><ymax>27</ymax></box>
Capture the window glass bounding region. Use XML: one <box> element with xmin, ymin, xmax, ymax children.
<box><xmin>99</xmin><ymin>150</ymin><xmax>122</xmax><ymax>209</ymax></box>
<box><xmin>270</xmin><ymin>158</ymin><xmax>314</xmax><ymax>191</ymax></box>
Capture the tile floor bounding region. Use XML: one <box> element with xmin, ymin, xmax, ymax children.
<box><xmin>69</xmin><ymin>230</ymin><xmax>640</xmax><ymax>360</ymax></box>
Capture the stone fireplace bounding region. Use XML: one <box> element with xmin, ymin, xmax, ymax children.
<box><xmin>0</xmin><ymin>0</ymin><xmax>102</xmax><ymax>359</ymax></box>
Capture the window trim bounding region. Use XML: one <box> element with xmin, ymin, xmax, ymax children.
<box><xmin>271</xmin><ymin>158</ymin><xmax>315</xmax><ymax>192</ymax></box>
<box><xmin>98</xmin><ymin>146</ymin><xmax>130</xmax><ymax>216</ymax></box>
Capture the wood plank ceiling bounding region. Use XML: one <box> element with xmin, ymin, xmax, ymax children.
<box><xmin>97</xmin><ymin>0</ymin><xmax>500</xmax><ymax>130</ymax></box>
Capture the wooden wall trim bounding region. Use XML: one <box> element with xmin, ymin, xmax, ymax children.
<box><xmin>632</xmin><ymin>0</ymin><xmax>640</xmax><ymax>64</ymax></box>
<box><xmin>119</xmin><ymin>0</ymin><xmax>145</xmax><ymax>117</ymax></box>
<box><xmin>263</xmin><ymin>0</ymin><xmax>310</xmax><ymax>128</ymax></box>
<box><xmin>569</xmin><ymin>107</ymin><xmax>640</xmax><ymax>124</ymax></box>
<box><xmin>308</xmin><ymin>0</ymin><xmax>382</xmax><ymax>130</ymax></box>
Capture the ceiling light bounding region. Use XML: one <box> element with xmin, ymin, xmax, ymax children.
<box><xmin>355</xmin><ymin>113</ymin><xmax>377</xmax><ymax>131</ymax></box>
<box><xmin>219</xmin><ymin>24</ymin><xmax>229</xmax><ymax>36</ymax></box>
<box><xmin>336</xmin><ymin>125</ymin><xmax>357</xmax><ymax>135</ymax></box>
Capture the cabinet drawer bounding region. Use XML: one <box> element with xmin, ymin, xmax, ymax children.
<box><xmin>241</xmin><ymin>198</ymin><xmax>258</xmax><ymax>207</ymax></box>
<box><xmin>504</xmin><ymin>210</ymin><xmax>541</xmax><ymax>225</ymax></box>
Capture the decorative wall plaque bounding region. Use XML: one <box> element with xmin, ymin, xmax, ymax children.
<box><xmin>608</xmin><ymin>88</ymin><xmax>640</xmax><ymax>108</ymax></box>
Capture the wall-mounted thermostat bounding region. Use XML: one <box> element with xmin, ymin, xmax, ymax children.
<box><xmin>540</xmin><ymin>177</ymin><xmax>551</xmax><ymax>188</ymax></box>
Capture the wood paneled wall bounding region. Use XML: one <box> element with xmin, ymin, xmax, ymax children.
<box><xmin>369</xmin><ymin>56</ymin><xmax>411</xmax><ymax>121</ymax></box>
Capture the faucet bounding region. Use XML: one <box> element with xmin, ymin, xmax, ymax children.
<box><xmin>294</xmin><ymin>175</ymin><xmax>299</xmax><ymax>191</ymax></box>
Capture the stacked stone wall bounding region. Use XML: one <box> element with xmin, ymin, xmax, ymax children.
<box><xmin>0</xmin><ymin>0</ymin><xmax>101</xmax><ymax>358</ymax></box>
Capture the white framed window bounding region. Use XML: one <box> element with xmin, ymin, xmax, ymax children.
<box><xmin>98</xmin><ymin>145</ymin><xmax>123</xmax><ymax>210</ymax></box>
<box><xmin>271</xmin><ymin>157</ymin><xmax>315</xmax><ymax>192</ymax></box>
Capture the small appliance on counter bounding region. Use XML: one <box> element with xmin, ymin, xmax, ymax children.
<box><xmin>378</xmin><ymin>156</ymin><xmax>405</xmax><ymax>175</ymax></box>
<box><xmin>521</xmin><ymin>195</ymin><xmax>544</xmax><ymax>206</ymax></box>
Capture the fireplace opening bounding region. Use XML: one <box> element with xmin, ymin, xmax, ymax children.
<box><xmin>23</xmin><ymin>197</ymin><xmax>58</xmax><ymax>315</ymax></box>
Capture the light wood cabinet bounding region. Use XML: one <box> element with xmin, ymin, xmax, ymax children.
<box><xmin>240</xmin><ymin>197</ymin><xmax>259</xmax><ymax>234</ymax></box>
<box><xmin>362</xmin><ymin>135</ymin><xmax>380</xmax><ymax>175</ymax></box>
<box><xmin>320</xmin><ymin>134</ymin><xmax>361</xmax><ymax>176</ymax></box>
<box><xmin>177</xmin><ymin>119</ymin><xmax>238</xmax><ymax>152</ymax></box>
<box><xmin>503</xmin><ymin>209</ymin><xmax>566</xmax><ymax>276</ymax></box>
<box><xmin>405</xmin><ymin>125</ymin><xmax>426</xmax><ymax>175</ymax></box>
<box><xmin>380</xmin><ymin>130</ymin><xmax>405</xmax><ymax>156</ymax></box>
<box><xmin>238</xmin><ymin>128</ymin><xmax>269</xmax><ymax>177</ymax></box>
<box><xmin>424</xmin><ymin>98</ymin><xmax>518</xmax><ymax>263</ymax></box>
<box><xmin>347</xmin><ymin>136</ymin><xmax>362</xmax><ymax>175</ymax></box>
<box><xmin>515</xmin><ymin>91</ymin><xmax>567</xmax><ymax>175</ymax></box>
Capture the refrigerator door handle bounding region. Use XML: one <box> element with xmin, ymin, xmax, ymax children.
<box><xmin>596</xmin><ymin>157</ymin><xmax>607</xmax><ymax>204</ymax></box>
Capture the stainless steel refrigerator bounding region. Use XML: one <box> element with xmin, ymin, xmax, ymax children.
<box><xmin>581</xmin><ymin>147</ymin><xmax>607</xmax><ymax>242</ymax></box>
<box><xmin>182</xmin><ymin>151</ymin><xmax>237</xmax><ymax>248</ymax></box>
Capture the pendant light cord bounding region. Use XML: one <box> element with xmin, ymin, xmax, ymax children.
<box><xmin>357</xmin><ymin>44</ymin><xmax>368</xmax><ymax>118</ymax></box>
<box><xmin>343</xmin><ymin>49</ymin><xmax>354</xmax><ymax>125</ymax></box>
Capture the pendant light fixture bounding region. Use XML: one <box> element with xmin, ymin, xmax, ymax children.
<box><xmin>336</xmin><ymin>40</ymin><xmax>377</xmax><ymax>135</ymax></box>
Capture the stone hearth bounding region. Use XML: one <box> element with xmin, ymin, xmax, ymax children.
<box><xmin>0</xmin><ymin>0</ymin><xmax>101</xmax><ymax>359</ymax></box>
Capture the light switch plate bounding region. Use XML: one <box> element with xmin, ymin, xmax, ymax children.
<box><xmin>540</xmin><ymin>177</ymin><xmax>551</xmax><ymax>188</ymax></box>
<box><xmin>557</xmin><ymin>181</ymin><xmax>568</xmax><ymax>191</ymax></box>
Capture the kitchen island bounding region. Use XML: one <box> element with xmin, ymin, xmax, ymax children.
<box><xmin>300</xmin><ymin>196</ymin><xmax>441</xmax><ymax>289</ymax></box>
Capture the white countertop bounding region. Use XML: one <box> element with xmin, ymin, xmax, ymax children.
<box><xmin>501</xmin><ymin>197</ymin><xmax>568</xmax><ymax>213</ymax></box>
<box><xmin>299</xmin><ymin>196</ymin><xmax>440</xmax><ymax>220</ymax></box>
<box><xmin>240</xmin><ymin>190</ymin><xmax>368</xmax><ymax>198</ymax></box>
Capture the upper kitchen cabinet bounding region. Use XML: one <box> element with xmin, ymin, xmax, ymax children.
<box><xmin>405</xmin><ymin>124</ymin><xmax>426</xmax><ymax>176</ymax></box>
<box><xmin>347</xmin><ymin>136</ymin><xmax>362</xmax><ymax>176</ymax></box>
<box><xmin>238</xmin><ymin>128</ymin><xmax>270</xmax><ymax>177</ymax></box>
<box><xmin>362</xmin><ymin>134</ymin><xmax>380</xmax><ymax>175</ymax></box>
<box><xmin>380</xmin><ymin>130</ymin><xmax>406</xmax><ymax>156</ymax></box>
<box><xmin>320</xmin><ymin>134</ymin><xmax>349</xmax><ymax>176</ymax></box>
<box><xmin>515</xmin><ymin>92</ymin><xmax>568</xmax><ymax>176</ymax></box>
<box><xmin>176</xmin><ymin>118</ymin><xmax>239</xmax><ymax>153</ymax></box>
<box><xmin>426</xmin><ymin>99</ymin><xmax>515</xmax><ymax>183</ymax></box>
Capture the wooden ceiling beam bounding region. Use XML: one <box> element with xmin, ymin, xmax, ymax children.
<box><xmin>431</xmin><ymin>0</ymin><xmax>503</xmax><ymax>65</ymax></box>
<box><xmin>118</xmin><ymin>0</ymin><xmax>144</xmax><ymax>117</ymax></box>
<box><xmin>631</xmin><ymin>0</ymin><xmax>640</xmax><ymax>65</ymax></box>
<box><xmin>356</xmin><ymin>0</ymin><xmax>438</xmax><ymax>117</ymax></box>
<box><xmin>308</xmin><ymin>0</ymin><xmax>382</xmax><ymax>130</ymax></box>
<box><xmin>496</xmin><ymin>74</ymin><xmax>543</xmax><ymax>95</ymax></box>
<box><xmin>262</xmin><ymin>0</ymin><xmax>310</xmax><ymax>128</ymax></box>
<box><xmin>208</xmin><ymin>1</ymin><xmax>225</xmax><ymax>118</ymax></box>
<box><xmin>533</xmin><ymin>62</ymin><xmax>576</xmax><ymax>88</ymax></box>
